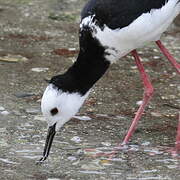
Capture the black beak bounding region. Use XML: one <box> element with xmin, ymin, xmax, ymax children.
<box><xmin>37</xmin><ymin>123</ymin><xmax>56</xmax><ymax>164</ymax></box>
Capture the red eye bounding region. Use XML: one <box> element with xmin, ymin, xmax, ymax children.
<box><xmin>50</xmin><ymin>108</ymin><xmax>58</xmax><ymax>116</ymax></box>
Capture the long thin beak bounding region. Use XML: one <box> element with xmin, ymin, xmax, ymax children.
<box><xmin>37</xmin><ymin>123</ymin><xmax>56</xmax><ymax>164</ymax></box>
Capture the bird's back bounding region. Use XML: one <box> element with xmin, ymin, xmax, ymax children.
<box><xmin>81</xmin><ymin>0</ymin><xmax>179</xmax><ymax>29</ymax></box>
<box><xmin>80</xmin><ymin>0</ymin><xmax>180</xmax><ymax>62</ymax></box>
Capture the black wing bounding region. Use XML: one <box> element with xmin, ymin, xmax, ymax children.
<box><xmin>81</xmin><ymin>0</ymin><xmax>168</xmax><ymax>29</ymax></box>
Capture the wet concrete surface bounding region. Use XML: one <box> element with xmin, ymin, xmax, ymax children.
<box><xmin>0</xmin><ymin>0</ymin><xmax>180</xmax><ymax>179</ymax></box>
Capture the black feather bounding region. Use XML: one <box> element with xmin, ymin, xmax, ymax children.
<box><xmin>81</xmin><ymin>0</ymin><xmax>168</xmax><ymax>29</ymax></box>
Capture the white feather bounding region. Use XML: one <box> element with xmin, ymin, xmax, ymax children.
<box><xmin>41</xmin><ymin>84</ymin><xmax>90</xmax><ymax>130</ymax></box>
<box><xmin>80</xmin><ymin>0</ymin><xmax>180</xmax><ymax>63</ymax></box>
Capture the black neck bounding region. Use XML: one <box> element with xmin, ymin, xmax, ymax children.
<box><xmin>50</xmin><ymin>28</ymin><xmax>110</xmax><ymax>95</ymax></box>
<box><xmin>66</xmin><ymin>49</ymin><xmax>110</xmax><ymax>94</ymax></box>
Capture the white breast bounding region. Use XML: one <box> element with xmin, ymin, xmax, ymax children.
<box><xmin>80</xmin><ymin>0</ymin><xmax>180</xmax><ymax>63</ymax></box>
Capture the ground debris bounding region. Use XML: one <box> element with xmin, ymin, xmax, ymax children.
<box><xmin>53</xmin><ymin>48</ymin><xmax>79</xmax><ymax>57</ymax></box>
<box><xmin>0</xmin><ymin>54</ymin><xmax>28</xmax><ymax>63</ymax></box>
<box><xmin>31</xmin><ymin>67</ymin><xmax>49</xmax><ymax>72</ymax></box>
<box><xmin>15</xmin><ymin>92</ymin><xmax>35</xmax><ymax>98</ymax></box>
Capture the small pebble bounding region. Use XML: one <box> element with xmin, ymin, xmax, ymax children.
<box><xmin>31</xmin><ymin>67</ymin><xmax>49</xmax><ymax>72</ymax></box>
<box><xmin>96</xmin><ymin>114</ymin><xmax>108</xmax><ymax>117</ymax></box>
<box><xmin>68</xmin><ymin>48</ymin><xmax>76</xmax><ymax>51</ymax></box>
<box><xmin>140</xmin><ymin>169</ymin><xmax>158</xmax><ymax>174</ymax></box>
<box><xmin>153</xmin><ymin>48</ymin><xmax>158</xmax><ymax>52</ymax></box>
<box><xmin>100</xmin><ymin>159</ymin><xmax>112</xmax><ymax>166</ymax></box>
<box><xmin>131</xmin><ymin>66</ymin><xmax>137</xmax><ymax>69</ymax></box>
<box><xmin>150</xmin><ymin>112</ymin><xmax>162</xmax><ymax>117</ymax></box>
<box><xmin>153</xmin><ymin>56</ymin><xmax>160</xmax><ymax>59</ymax></box>
<box><xmin>115</xmin><ymin>115</ymin><xmax>127</xmax><ymax>120</ymax></box>
<box><xmin>101</xmin><ymin>142</ymin><xmax>111</xmax><ymax>147</ymax></box>
<box><xmin>76</xmin><ymin>149</ymin><xmax>84</xmax><ymax>156</ymax></box>
<box><xmin>141</xmin><ymin>141</ymin><xmax>150</xmax><ymax>146</ymax></box>
<box><xmin>15</xmin><ymin>92</ymin><xmax>35</xmax><ymax>98</ymax></box>
<box><xmin>136</xmin><ymin>100</ymin><xmax>143</xmax><ymax>106</ymax></box>
<box><xmin>166</xmin><ymin>165</ymin><xmax>178</xmax><ymax>169</ymax></box>
<box><xmin>67</xmin><ymin>156</ymin><xmax>77</xmax><ymax>161</ymax></box>
<box><xmin>1</xmin><ymin>111</ymin><xmax>10</xmax><ymax>115</ymax></box>
<box><xmin>34</xmin><ymin>115</ymin><xmax>46</xmax><ymax>122</ymax></box>
<box><xmin>71</xmin><ymin>136</ymin><xmax>81</xmax><ymax>143</ymax></box>
<box><xmin>0</xmin><ymin>54</ymin><xmax>28</xmax><ymax>63</ymax></box>
<box><xmin>129</xmin><ymin>145</ymin><xmax>139</xmax><ymax>151</ymax></box>
<box><xmin>0</xmin><ymin>106</ymin><xmax>5</xmax><ymax>111</ymax></box>
<box><xmin>25</xmin><ymin>108</ymin><xmax>40</xmax><ymax>115</ymax></box>
<box><xmin>74</xmin><ymin>115</ymin><xmax>92</xmax><ymax>121</ymax></box>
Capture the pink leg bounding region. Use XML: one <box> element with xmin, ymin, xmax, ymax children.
<box><xmin>175</xmin><ymin>113</ymin><xmax>180</xmax><ymax>151</ymax></box>
<box><xmin>156</xmin><ymin>40</ymin><xmax>180</xmax><ymax>74</ymax></box>
<box><xmin>170</xmin><ymin>113</ymin><xmax>180</xmax><ymax>156</ymax></box>
<box><xmin>122</xmin><ymin>50</ymin><xmax>154</xmax><ymax>144</ymax></box>
<box><xmin>86</xmin><ymin>50</ymin><xmax>154</xmax><ymax>159</ymax></box>
<box><xmin>156</xmin><ymin>40</ymin><xmax>180</xmax><ymax>155</ymax></box>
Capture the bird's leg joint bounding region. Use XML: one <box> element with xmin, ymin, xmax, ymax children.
<box><xmin>144</xmin><ymin>86</ymin><xmax>154</xmax><ymax>98</ymax></box>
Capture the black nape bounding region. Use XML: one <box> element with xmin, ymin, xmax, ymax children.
<box><xmin>50</xmin><ymin>108</ymin><xmax>58</xmax><ymax>116</ymax></box>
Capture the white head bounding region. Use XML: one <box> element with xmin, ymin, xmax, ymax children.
<box><xmin>37</xmin><ymin>84</ymin><xmax>90</xmax><ymax>163</ymax></box>
<box><xmin>41</xmin><ymin>84</ymin><xmax>89</xmax><ymax>131</ymax></box>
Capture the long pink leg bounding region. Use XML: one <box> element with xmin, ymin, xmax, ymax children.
<box><xmin>175</xmin><ymin>113</ymin><xmax>180</xmax><ymax>151</ymax></box>
<box><xmin>122</xmin><ymin>50</ymin><xmax>154</xmax><ymax>144</ymax></box>
<box><xmin>169</xmin><ymin>113</ymin><xmax>180</xmax><ymax>156</ymax></box>
<box><xmin>156</xmin><ymin>40</ymin><xmax>180</xmax><ymax>155</ymax></box>
<box><xmin>89</xmin><ymin>50</ymin><xmax>154</xmax><ymax>159</ymax></box>
<box><xmin>156</xmin><ymin>40</ymin><xmax>180</xmax><ymax>74</ymax></box>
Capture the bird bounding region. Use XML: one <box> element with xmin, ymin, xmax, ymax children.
<box><xmin>37</xmin><ymin>0</ymin><xmax>180</xmax><ymax>162</ymax></box>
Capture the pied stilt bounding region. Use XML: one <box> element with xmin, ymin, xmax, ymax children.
<box><xmin>38</xmin><ymin>0</ymin><xmax>180</xmax><ymax>162</ymax></box>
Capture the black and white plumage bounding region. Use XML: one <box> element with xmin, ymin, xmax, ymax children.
<box><xmin>38</xmin><ymin>0</ymin><xmax>180</xmax><ymax>162</ymax></box>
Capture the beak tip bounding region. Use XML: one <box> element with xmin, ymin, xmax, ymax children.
<box><xmin>36</xmin><ymin>156</ymin><xmax>47</xmax><ymax>165</ymax></box>
<box><xmin>38</xmin><ymin>123</ymin><xmax>56</xmax><ymax>165</ymax></box>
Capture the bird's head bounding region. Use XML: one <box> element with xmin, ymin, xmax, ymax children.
<box><xmin>38</xmin><ymin>84</ymin><xmax>89</xmax><ymax>163</ymax></box>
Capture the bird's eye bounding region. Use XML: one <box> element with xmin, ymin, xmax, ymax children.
<box><xmin>50</xmin><ymin>108</ymin><xmax>58</xmax><ymax>116</ymax></box>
